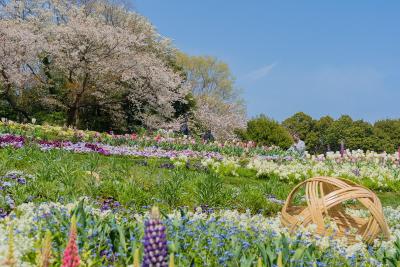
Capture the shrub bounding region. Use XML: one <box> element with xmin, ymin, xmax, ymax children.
<box><xmin>240</xmin><ymin>115</ymin><xmax>293</xmax><ymax>149</ymax></box>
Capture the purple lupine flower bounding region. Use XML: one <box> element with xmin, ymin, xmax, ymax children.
<box><xmin>142</xmin><ymin>207</ymin><xmax>168</xmax><ymax>267</ymax></box>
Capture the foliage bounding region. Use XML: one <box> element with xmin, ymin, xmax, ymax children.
<box><xmin>176</xmin><ymin>52</ymin><xmax>246</xmax><ymax>139</ymax></box>
<box><xmin>242</xmin><ymin>112</ymin><xmax>400</xmax><ymax>154</ymax></box>
<box><xmin>374</xmin><ymin>119</ymin><xmax>400</xmax><ymax>152</ymax></box>
<box><xmin>282</xmin><ymin>112</ymin><xmax>314</xmax><ymax>140</ymax></box>
<box><xmin>240</xmin><ymin>115</ymin><xmax>293</xmax><ymax>149</ymax></box>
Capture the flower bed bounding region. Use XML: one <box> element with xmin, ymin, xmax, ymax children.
<box><xmin>0</xmin><ymin>133</ymin><xmax>224</xmax><ymax>159</ymax></box>
<box><xmin>0</xmin><ymin>201</ymin><xmax>399</xmax><ymax>266</ymax></box>
<box><xmin>248</xmin><ymin>152</ymin><xmax>400</xmax><ymax>191</ymax></box>
<box><xmin>2</xmin><ymin>131</ymin><xmax>400</xmax><ymax>191</ymax></box>
<box><xmin>0</xmin><ymin>120</ymin><xmax>280</xmax><ymax>157</ymax></box>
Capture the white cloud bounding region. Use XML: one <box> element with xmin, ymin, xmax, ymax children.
<box><xmin>244</xmin><ymin>62</ymin><xmax>277</xmax><ymax>81</ymax></box>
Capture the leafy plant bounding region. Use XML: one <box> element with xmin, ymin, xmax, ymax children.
<box><xmin>195</xmin><ymin>173</ymin><xmax>225</xmax><ymax>207</ymax></box>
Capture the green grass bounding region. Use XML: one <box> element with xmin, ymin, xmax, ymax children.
<box><xmin>0</xmin><ymin>146</ymin><xmax>284</xmax><ymax>214</ymax></box>
<box><xmin>1</xmin><ymin>145</ymin><xmax>399</xmax><ymax>216</ymax></box>
<box><xmin>376</xmin><ymin>191</ymin><xmax>400</xmax><ymax>207</ymax></box>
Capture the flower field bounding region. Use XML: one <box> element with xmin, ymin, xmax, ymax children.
<box><xmin>1</xmin><ymin>201</ymin><xmax>400</xmax><ymax>266</ymax></box>
<box><xmin>0</xmin><ymin>121</ymin><xmax>278</xmax><ymax>157</ymax></box>
<box><xmin>1</xmin><ymin>121</ymin><xmax>400</xmax><ymax>266</ymax></box>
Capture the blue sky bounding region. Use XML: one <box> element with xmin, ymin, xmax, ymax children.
<box><xmin>135</xmin><ymin>1</ymin><xmax>400</xmax><ymax>122</ymax></box>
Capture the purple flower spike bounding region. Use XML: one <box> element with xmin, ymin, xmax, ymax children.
<box><xmin>142</xmin><ymin>207</ymin><xmax>168</xmax><ymax>267</ymax></box>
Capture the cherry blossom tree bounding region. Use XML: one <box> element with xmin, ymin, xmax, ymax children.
<box><xmin>0</xmin><ymin>0</ymin><xmax>186</xmax><ymax>129</ymax></box>
<box><xmin>194</xmin><ymin>95</ymin><xmax>246</xmax><ymax>139</ymax></box>
<box><xmin>0</xmin><ymin>20</ymin><xmax>44</xmax><ymax>120</ymax></box>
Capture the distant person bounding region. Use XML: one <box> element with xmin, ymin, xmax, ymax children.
<box><xmin>288</xmin><ymin>133</ymin><xmax>306</xmax><ymax>155</ymax></box>
<box><xmin>180</xmin><ymin>122</ymin><xmax>190</xmax><ymax>136</ymax></box>
<box><xmin>180</xmin><ymin>115</ymin><xmax>190</xmax><ymax>136</ymax></box>
<box><xmin>202</xmin><ymin>129</ymin><xmax>215</xmax><ymax>142</ymax></box>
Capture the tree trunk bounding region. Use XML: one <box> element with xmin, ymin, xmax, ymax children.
<box><xmin>66</xmin><ymin>73</ymin><xmax>88</xmax><ymax>127</ymax></box>
<box><xmin>67</xmin><ymin>105</ymin><xmax>78</xmax><ymax>126</ymax></box>
<box><xmin>4</xmin><ymin>93</ymin><xmax>30</xmax><ymax>121</ymax></box>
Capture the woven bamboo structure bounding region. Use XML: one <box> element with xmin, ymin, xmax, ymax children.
<box><xmin>281</xmin><ymin>177</ymin><xmax>390</xmax><ymax>244</ymax></box>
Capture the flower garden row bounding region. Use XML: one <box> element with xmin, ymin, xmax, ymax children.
<box><xmin>1</xmin><ymin>129</ymin><xmax>400</xmax><ymax>192</ymax></box>
<box><xmin>0</xmin><ymin>120</ymin><xmax>279</xmax><ymax>157</ymax></box>
<box><xmin>1</xmin><ymin>200</ymin><xmax>400</xmax><ymax>266</ymax></box>
<box><xmin>0</xmin><ymin>133</ymin><xmax>223</xmax><ymax>159</ymax></box>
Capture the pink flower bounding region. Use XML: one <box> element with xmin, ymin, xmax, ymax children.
<box><xmin>62</xmin><ymin>216</ymin><xmax>80</xmax><ymax>267</ymax></box>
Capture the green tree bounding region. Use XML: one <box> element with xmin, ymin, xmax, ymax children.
<box><xmin>325</xmin><ymin>115</ymin><xmax>378</xmax><ymax>151</ymax></box>
<box><xmin>282</xmin><ymin>112</ymin><xmax>320</xmax><ymax>152</ymax></box>
<box><xmin>241</xmin><ymin>115</ymin><xmax>293</xmax><ymax>149</ymax></box>
<box><xmin>176</xmin><ymin>52</ymin><xmax>240</xmax><ymax>102</ymax></box>
<box><xmin>313</xmin><ymin>116</ymin><xmax>334</xmax><ymax>153</ymax></box>
<box><xmin>374</xmin><ymin>119</ymin><xmax>400</xmax><ymax>152</ymax></box>
<box><xmin>324</xmin><ymin>115</ymin><xmax>353</xmax><ymax>151</ymax></box>
<box><xmin>282</xmin><ymin>112</ymin><xmax>314</xmax><ymax>140</ymax></box>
